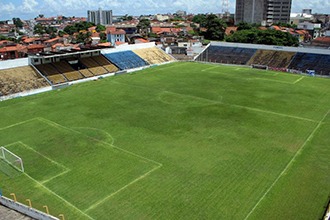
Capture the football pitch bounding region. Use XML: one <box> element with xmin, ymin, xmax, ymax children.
<box><xmin>0</xmin><ymin>62</ymin><xmax>329</xmax><ymax>219</ymax></box>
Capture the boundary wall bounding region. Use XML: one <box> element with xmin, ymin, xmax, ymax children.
<box><xmin>0</xmin><ymin>58</ymin><xmax>29</xmax><ymax>70</ymax></box>
<box><xmin>101</xmin><ymin>42</ymin><xmax>156</xmax><ymax>54</ymax></box>
<box><xmin>0</xmin><ymin>196</ymin><xmax>59</xmax><ymax>220</ymax></box>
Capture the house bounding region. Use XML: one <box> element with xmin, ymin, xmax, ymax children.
<box><xmin>311</xmin><ymin>37</ymin><xmax>330</xmax><ymax>48</ymax></box>
<box><xmin>0</xmin><ymin>44</ymin><xmax>27</xmax><ymax>60</ymax></box>
<box><xmin>106</xmin><ymin>27</ymin><xmax>126</xmax><ymax>46</ymax></box>
<box><xmin>27</xmin><ymin>44</ymin><xmax>45</xmax><ymax>54</ymax></box>
<box><xmin>134</xmin><ymin>38</ymin><xmax>149</xmax><ymax>44</ymax></box>
<box><xmin>297</xmin><ymin>22</ymin><xmax>322</xmax><ymax>39</ymax></box>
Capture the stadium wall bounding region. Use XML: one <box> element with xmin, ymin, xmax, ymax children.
<box><xmin>210</xmin><ymin>41</ymin><xmax>330</xmax><ymax>55</ymax></box>
<box><xmin>0</xmin><ymin>58</ymin><xmax>29</xmax><ymax>70</ymax></box>
<box><xmin>0</xmin><ymin>86</ymin><xmax>52</xmax><ymax>101</ymax></box>
<box><xmin>101</xmin><ymin>42</ymin><xmax>156</xmax><ymax>54</ymax></box>
<box><xmin>0</xmin><ymin>196</ymin><xmax>59</xmax><ymax>220</ymax></box>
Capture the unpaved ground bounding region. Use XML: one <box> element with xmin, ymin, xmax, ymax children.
<box><xmin>0</xmin><ymin>205</ymin><xmax>33</xmax><ymax>220</ymax></box>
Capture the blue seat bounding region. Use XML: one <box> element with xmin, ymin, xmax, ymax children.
<box><xmin>103</xmin><ymin>51</ymin><xmax>149</xmax><ymax>70</ymax></box>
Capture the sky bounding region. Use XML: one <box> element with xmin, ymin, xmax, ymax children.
<box><xmin>0</xmin><ymin>0</ymin><xmax>329</xmax><ymax>20</ymax></box>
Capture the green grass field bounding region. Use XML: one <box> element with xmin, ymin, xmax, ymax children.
<box><xmin>0</xmin><ymin>62</ymin><xmax>329</xmax><ymax>219</ymax></box>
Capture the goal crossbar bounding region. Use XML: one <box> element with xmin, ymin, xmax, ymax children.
<box><xmin>0</xmin><ymin>146</ymin><xmax>24</xmax><ymax>172</ymax></box>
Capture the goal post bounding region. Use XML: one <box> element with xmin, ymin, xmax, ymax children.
<box><xmin>0</xmin><ymin>146</ymin><xmax>24</xmax><ymax>172</ymax></box>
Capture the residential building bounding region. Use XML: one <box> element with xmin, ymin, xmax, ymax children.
<box><xmin>155</xmin><ymin>14</ymin><xmax>170</xmax><ymax>22</ymax></box>
<box><xmin>235</xmin><ymin>0</ymin><xmax>292</xmax><ymax>26</ymax></box>
<box><xmin>297</xmin><ymin>21</ymin><xmax>322</xmax><ymax>39</ymax></box>
<box><xmin>175</xmin><ymin>10</ymin><xmax>187</xmax><ymax>17</ymax></box>
<box><xmin>106</xmin><ymin>27</ymin><xmax>126</xmax><ymax>46</ymax></box>
<box><xmin>87</xmin><ymin>8</ymin><xmax>113</xmax><ymax>25</ymax></box>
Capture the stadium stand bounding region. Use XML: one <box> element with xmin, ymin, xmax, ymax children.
<box><xmin>0</xmin><ymin>66</ymin><xmax>49</xmax><ymax>96</ymax></box>
<box><xmin>288</xmin><ymin>53</ymin><xmax>330</xmax><ymax>75</ymax></box>
<box><xmin>91</xmin><ymin>55</ymin><xmax>119</xmax><ymax>73</ymax></box>
<box><xmin>52</xmin><ymin>61</ymin><xmax>83</xmax><ymax>81</ymax></box>
<box><xmin>35</xmin><ymin>63</ymin><xmax>67</xmax><ymax>84</ymax></box>
<box><xmin>248</xmin><ymin>50</ymin><xmax>296</xmax><ymax>68</ymax></box>
<box><xmin>133</xmin><ymin>47</ymin><xmax>174</xmax><ymax>64</ymax></box>
<box><xmin>79</xmin><ymin>68</ymin><xmax>94</xmax><ymax>78</ymax></box>
<box><xmin>103</xmin><ymin>51</ymin><xmax>149</xmax><ymax>70</ymax></box>
<box><xmin>79</xmin><ymin>57</ymin><xmax>108</xmax><ymax>76</ymax></box>
<box><xmin>196</xmin><ymin>46</ymin><xmax>257</xmax><ymax>65</ymax></box>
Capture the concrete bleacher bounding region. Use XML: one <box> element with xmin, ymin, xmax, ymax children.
<box><xmin>52</xmin><ymin>61</ymin><xmax>83</xmax><ymax>81</ymax></box>
<box><xmin>248</xmin><ymin>50</ymin><xmax>296</xmax><ymax>68</ymax></box>
<box><xmin>0</xmin><ymin>66</ymin><xmax>49</xmax><ymax>96</ymax></box>
<box><xmin>133</xmin><ymin>47</ymin><xmax>174</xmax><ymax>65</ymax></box>
<box><xmin>91</xmin><ymin>55</ymin><xmax>119</xmax><ymax>73</ymax></box>
<box><xmin>103</xmin><ymin>51</ymin><xmax>149</xmax><ymax>70</ymax></box>
<box><xmin>288</xmin><ymin>53</ymin><xmax>330</xmax><ymax>75</ymax></box>
<box><xmin>195</xmin><ymin>42</ymin><xmax>330</xmax><ymax>76</ymax></box>
<box><xmin>35</xmin><ymin>63</ymin><xmax>67</xmax><ymax>84</ymax></box>
<box><xmin>80</xmin><ymin>57</ymin><xmax>108</xmax><ymax>76</ymax></box>
<box><xmin>196</xmin><ymin>45</ymin><xmax>257</xmax><ymax>65</ymax></box>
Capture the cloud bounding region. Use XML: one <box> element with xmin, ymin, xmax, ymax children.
<box><xmin>291</xmin><ymin>0</ymin><xmax>330</xmax><ymax>13</ymax></box>
<box><xmin>0</xmin><ymin>1</ymin><xmax>16</xmax><ymax>13</ymax></box>
<box><xmin>0</xmin><ymin>0</ymin><xmax>329</xmax><ymax>20</ymax></box>
<box><xmin>22</xmin><ymin>0</ymin><xmax>38</xmax><ymax>12</ymax></box>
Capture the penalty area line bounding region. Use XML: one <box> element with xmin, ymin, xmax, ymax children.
<box><xmin>243</xmin><ymin>110</ymin><xmax>329</xmax><ymax>220</ymax></box>
<box><xmin>84</xmin><ymin>164</ymin><xmax>162</xmax><ymax>213</ymax></box>
<box><xmin>293</xmin><ymin>76</ymin><xmax>305</xmax><ymax>84</ymax></box>
<box><xmin>0</xmin><ymin>118</ymin><xmax>39</xmax><ymax>131</ymax></box>
<box><xmin>24</xmin><ymin>173</ymin><xmax>95</xmax><ymax>220</ymax></box>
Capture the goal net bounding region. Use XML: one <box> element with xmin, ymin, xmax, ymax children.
<box><xmin>0</xmin><ymin>147</ymin><xmax>24</xmax><ymax>172</ymax></box>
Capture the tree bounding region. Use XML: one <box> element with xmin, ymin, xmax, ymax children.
<box><xmin>137</xmin><ymin>19</ymin><xmax>151</xmax><ymax>36</ymax></box>
<box><xmin>96</xmin><ymin>24</ymin><xmax>106</xmax><ymax>32</ymax></box>
<box><xmin>0</xmin><ymin>35</ymin><xmax>7</xmax><ymax>40</ymax></box>
<box><xmin>192</xmin><ymin>14</ymin><xmax>207</xmax><ymax>27</ymax></box>
<box><xmin>225</xmin><ymin>28</ymin><xmax>299</xmax><ymax>46</ymax></box>
<box><xmin>204</xmin><ymin>14</ymin><xmax>227</xmax><ymax>40</ymax></box>
<box><xmin>12</xmin><ymin>18</ymin><xmax>23</xmax><ymax>28</ymax></box>
<box><xmin>99</xmin><ymin>32</ymin><xmax>107</xmax><ymax>42</ymax></box>
<box><xmin>64</xmin><ymin>21</ymin><xmax>94</xmax><ymax>35</ymax></box>
<box><xmin>237</xmin><ymin>22</ymin><xmax>253</xmax><ymax>31</ymax></box>
<box><xmin>121</xmin><ymin>14</ymin><xmax>133</xmax><ymax>21</ymax></box>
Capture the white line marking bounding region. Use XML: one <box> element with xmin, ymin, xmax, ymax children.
<box><xmin>293</xmin><ymin>76</ymin><xmax>305</xmax><ymax>84</ymax></box>
<box><xmin>41</xmin><ymin>169</ymin><xmax>71</xmax><ymax>184</ymax></box>
<box><xmin>37</xmin><ymin>117</ymin><xmax>163</xmax><ymax>166</ymax></box>
<box><xmin>158</xmin><ymin>90</ymin><xmax>222</xmax><ymax>106</ymax></box>
<box><xmin>243</xmin><ymin>110</ymin><xmax>329</xmax><ymax>220</ymax></box>
<box><xmin>142</xmin><ymin>62</ymin><xmax>189</xmax><ymax>73</ymax></box>
<box><xmin>110</xmin><ymin>82</ymin><xmax>317</xmax><ymax>123</ymax></box>
<box><xmin>0</xmin><ymin>118</ymin><xmax>38</xmax><ymax>131</ymax></box>
<box><xmin>5</xmin><ymin>141</ymin><xmax>71</xmax><ymax>185</ymax></box>
<box><xmin>24</xmin><ymin>173</ymin><xmax>95</xmax><ymax>220</ymax></box>
<box><xmin>252</xmin><ymin>77</ymin><xmax>293</xmax><ymax>85</ymax></box>
<box><xmin>17</xmin><ymin>141</ymin><xmax>68</xmax><ymax>170</ymax></box>
<box><xmin>85</xmin><ymin>164</ymin><xmax>162</xmax><ymax>213</ymax></box>
<box><xmin>202</xmin><ymin>66</ymin><xmax>219</xmax><ymax>72</ymax></box>
<box><xmin>229</xmin><ymin>104</ymin><xmax>318</xmax><ymax>123</ymax></box>
<box><xmin>72</xmin><ymin>127</ymin><xmax>115</xmax><ymax>145</ymax></box>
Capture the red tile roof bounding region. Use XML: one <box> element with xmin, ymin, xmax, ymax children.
<box><xmin>135</xmin><ymin>38</ymin><xmax>149</xmax><ymax>43</ymax></box>
<box><xmin>23</xmin><ymin>38</ymin><xmax>40</xmax><ymax>43</ymax></box>
<box><xmin>108</xmin><ymin>29</ymin><xmax>126</xmax><ymax>35</ymax></box>
<box><xmin>97</xmin><ymin>42</ymin><xmax>111</xmax><ymax>47</ymax></box>
<box><xmin>27</xmin><ymin>44</ymin><xmax>45</xmax><ymax>49</ymax></box>
<box><xmin>115</xmin><ymin>41</ymin><xmax>126</xmax><ymax>46</ymax></box>
<box><xmin>44</xmin><ymin>37</ymin><xmax>60</xmax><ymax>43</ymax></box>
<box><xmin>225</xmin><ymin>26</ymin><xmax>238</xmax><ymax>35</ymax></box>
<box><xmin>313</xmin><ymin>37</ymin><xmax>330</xmax><ymax>45</ymax></box>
